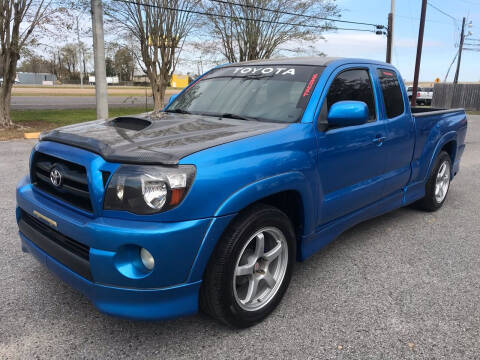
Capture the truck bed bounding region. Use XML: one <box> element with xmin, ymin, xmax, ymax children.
<box><xmin>409</xmin><ymin>107</ymin><xmax>468</xmax><ymax>187</ymax></box>
<box><xmin>410</xmin><ymin>107</ymin><xmax>463</xmax><ymax>116</ymax></box>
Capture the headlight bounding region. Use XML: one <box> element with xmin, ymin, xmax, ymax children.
<box><xmin>104</xmin><ymin>165</ymin><xmax>196</xmax><ymax>214</ymax></box>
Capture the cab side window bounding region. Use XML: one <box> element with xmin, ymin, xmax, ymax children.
<box><xmin>326</xmin><ymin>69</ymin><xmax>377</xmax><ymax>122</ymax></box>
<box><xmin>377</xmin><ymin>69</ymin><xmax>405</xmax><ymax>118</ymax></box>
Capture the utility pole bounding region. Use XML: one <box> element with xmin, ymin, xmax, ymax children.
<box><xmin>411</xmin><ymin>0</ymin><xmax>427</xmax><ymax>108</ymax></box>
<box><xmin>454</xmin><ymin>17</ymin><xmax>466</xmax><ymax>84</ymax></box>
<box><xmin>76</xmin><ymin>16</ymin><xmax>84</xmax><ymax>88</ymax></box>
<box><xmin>91</xmin><ymin>0</ymin><xmax>109</xmax><ymax>119</ymax></box>
<box><xmin>386</xmin><ymin>0</ymin><xmax>395</xmax><ymax>63</ymax></box>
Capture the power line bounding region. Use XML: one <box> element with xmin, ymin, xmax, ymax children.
<box><xmin>427</xmin><ymin>1</ymin><xmax>459</xmax><ymax>23</ymax></box>
<box><xmin>457</xmin><ymin>0</ymin><xmax>480</xmax><ymax>5</ymax></box>
<box><xmin>444</xmin><ymin>49</ymin><xmax>459</xmax><ymax>82</ymax></box>
<box><xmin>396</xmin><ymin>14</ymin><xmax>458</xmax><ymax>26</ymax></box>
<box><xmin>208</xmin><ymin>0</ymin><xmax>385</xmax><ymax>29</ymax></box>
<box><xmin>426</xmin><ymin>1</ymin><xmax>461</xmax><ymax>47</ymax></box>
<box><xmin>112</xmin><ymin>0</ymin><xmax>379</xmax><ymax>33</ymax></box>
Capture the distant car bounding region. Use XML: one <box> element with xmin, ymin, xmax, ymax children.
<box><xmin>418</xmin><ymin>87</ymin><xmax>433</xmax><ymax>106</ymax></box>
<box><xmin>407</xmin><ymin>86</ymin><xmax>433</xmax><ymax>106</ymax></box>
<box><xmin>0</xmin><ymin>78</ymin><xmax>20</xmax><ymax>86</ymax></box>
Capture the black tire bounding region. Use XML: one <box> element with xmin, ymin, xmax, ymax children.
<box><xmin>415</xmin><ymin>151</ymin><xmax>452</xmax><ymax>212</ymax></box>
<box><xmin>200</xmin><ymin>204</ymin><xmax>296</xmax><ymax>328</ymax></box>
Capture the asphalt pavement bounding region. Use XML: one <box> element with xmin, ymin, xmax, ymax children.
<box><xmin>1</xmin><ymin>116</ymin><xmax>479</xmax><ymax>359</ymax></box>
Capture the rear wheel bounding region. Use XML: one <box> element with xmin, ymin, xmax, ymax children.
<box><xmin>415</xmin><ymin>151</ymin><xmax>452</xmax><ymax>211</ymax></box>
<box><xmin>200</xmin><ymin>204</ymin><xmax>296</xmax><ymax>328</ymax></box>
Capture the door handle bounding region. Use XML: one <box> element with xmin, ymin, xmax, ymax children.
<box><xmin>373</xmin><ymin>136</ymin><xmax>387</xmax><ymax>146</ymax></box>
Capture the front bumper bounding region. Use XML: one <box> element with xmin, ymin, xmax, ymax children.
<box><xmin>16</xmin><ymin>176</ymin><xmax>235</xmax><ymax>320</ymax></box>
<box><xmin>20</xmin><ymin>233</ymin><xmax>201</xmax><ymax>320</ymax></box>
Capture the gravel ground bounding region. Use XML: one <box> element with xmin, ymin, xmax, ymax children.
<box><xmin>1</xmin><ymin>116</ymin><xmax>479</xmax><ymax>359</ymax></box>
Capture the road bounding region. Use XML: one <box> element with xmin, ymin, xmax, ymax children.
<box><xmin>1</xmin><ymin>116</ymin><xmax>479</xmax><ymax>359</ymax></box>
<box><xmin>11</xmin><ymin>95</ymin><xmax>158</xmax><ymax>110</ymax></box>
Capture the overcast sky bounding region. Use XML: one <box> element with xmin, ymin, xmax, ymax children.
<box><xmin>318</xmin><ymin>0</ymin><xmax>480</xmax><ymax>82</ymax></box>
<box><xmin>47</xmin><ymin>0</ymin><xmax>480</xmax><ymax>83</ymax></box>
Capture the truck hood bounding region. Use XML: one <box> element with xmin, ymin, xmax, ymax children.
<box><xmin>40</xmin><ymin>112</ymin><xmax>288</xmax><ymax>165</ymax></box>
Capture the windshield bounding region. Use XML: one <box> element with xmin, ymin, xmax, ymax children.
<box><xmin>167</xmin><ymin>65</ymin><xmax>324</xmax><ymax>123</ymax></box>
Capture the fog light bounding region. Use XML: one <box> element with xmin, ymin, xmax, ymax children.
<box><xmin>140</xmin><ymin>248</ymin><xmax>155</xmax><ymax>270</ymax></box>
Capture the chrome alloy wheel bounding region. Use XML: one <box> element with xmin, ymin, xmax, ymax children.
<box><xmin>435</xmin><ymin>160</ymin><xmax>451</xmax><ymax>203</ymax></box>
<box><xmin>233</xmin><ymin>227</ymin><xmax>289</xmax><ymax>312</ymax></box>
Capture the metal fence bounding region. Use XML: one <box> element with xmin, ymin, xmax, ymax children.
<box><xmin>432</xmin><ymin>83</ymin><xmax>480</xmax><ymax>110</ymax></box>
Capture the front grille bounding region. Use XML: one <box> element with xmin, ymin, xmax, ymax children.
<box><xmin>19</xmin><ymin>210</ymin><xmax>92</xmax><ymax>280</ymax></box>
<box><xmin>31</xmin><ymin>152</ymin><xmax>93</xmax><ymax>212</ymax></box>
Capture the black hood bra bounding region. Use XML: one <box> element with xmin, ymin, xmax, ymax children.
<box><xmin>40</xmin><ymin>112</ymin><xmax>288</xmax><ymax>165</ymax></box>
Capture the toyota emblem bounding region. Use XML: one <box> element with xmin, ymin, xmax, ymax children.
<box><xmin>50</xmin><ymin>168</ymin><xmax>63</xmax><ymax>187</ymax></box>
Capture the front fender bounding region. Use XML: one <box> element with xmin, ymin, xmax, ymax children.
<box><xmin>214</xmin><ymin>171</ymin><xmax>316</xmax><ymax>234</ymax></box>
<box><xmin>186</xmin><ymin>171</ymin><xmax>316</xmax><ymax>282</ymax></box>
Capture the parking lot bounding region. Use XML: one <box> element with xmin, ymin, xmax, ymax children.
<box><xmin>1</xmin><ymin>116</ymin><xmax>479</xmax><ymax>359</ymax></box>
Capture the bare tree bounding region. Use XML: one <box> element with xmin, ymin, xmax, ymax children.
<box><xmin>202</xmin><ymin>0</ymin><xmax>339</xmax><ymax>62</ymax></box>
<box><xmin>110</xmin><ymin>0</ymin><xmax>200</xmax><ymax>110</ymax></box>
<box><xmin>0</xmin><ymin>0</ymin><xmax>50</xmax><ymax>128</ymax></box>
<box><xmin>61</xmin><ymin>43</ymin><xmax>79</xmax><ymax>74</ymax></box>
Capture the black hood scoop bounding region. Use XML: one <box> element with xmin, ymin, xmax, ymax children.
<box><xmin>108</xmin><ymin>117</ymin><xmax>152</xmax><ymax>131</ymax></box>
<box><xmin>40</xmin><ymin>112</ymin><xmax>288</xmax><ymax>165</ymax></box>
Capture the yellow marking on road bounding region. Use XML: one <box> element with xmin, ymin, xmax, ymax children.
<box><xmin>24</xmin><ymin>132</ymin><xmax>40</xmax><ymax>139</ymax></box>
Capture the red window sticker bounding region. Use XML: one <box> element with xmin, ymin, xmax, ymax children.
<box><xmin>382</xmin><ymin>71</ymin><xmax>394</xmax><ymax>77</ymax></box>
<box><xmin>303</xmin><ymin>73</ymin><xmax>319</xmax><ymax>97</ymax></box>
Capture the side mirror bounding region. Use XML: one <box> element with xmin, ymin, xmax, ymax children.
<box><xmin>327</xmin><ymin>101</ymin><xmax>369</xmax><ymax>127</ymax></box>
<box><xmin>167</xmin><ymin>94</ymin><xmax>179</xmax><ymax>107</ymax></box>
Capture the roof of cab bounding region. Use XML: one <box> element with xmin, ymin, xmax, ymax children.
<box><xmin>222</xmin><ymin>56</ymin><xmax>393</xmax><ymax>68</ymax></box>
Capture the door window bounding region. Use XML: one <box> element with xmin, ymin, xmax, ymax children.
<box><xmin>377</xmin><ymin>69</ymin><xmax>405</xmax><ymax>118</ymax></box>
<box><xmin>326</xmin><ymin>69</ymin><xmax>377</xmax><ymax>122</ymax></box>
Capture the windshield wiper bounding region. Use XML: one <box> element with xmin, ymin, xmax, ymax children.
<box><xmin>165</xmin><ymin>109</ymin><xmax>192</xmax><ymax>115</ymax></box>
<box><xmin>218</xmin><ymin>113</ymin><xmax>260</xmax><ymax>121</ymax></box>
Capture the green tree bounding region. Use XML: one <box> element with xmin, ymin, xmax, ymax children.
<box><xmin>105</xmin><ymin>57</ymin><xmax>115</xmax><ymax>77</ymax></box>
<box><xmin>18</xmin><ymin>54</ymin><xmax>52</xmax><ymax>73</ymax></box>
<box><xmin>60</xmin><ymin>43</ymin><xmax>79</xmax><ymax>76</ymax></box>
<box><xmin>114</xmin><ymin>48</ymin><xmax>134</xmax><ymax>81</ymax></box>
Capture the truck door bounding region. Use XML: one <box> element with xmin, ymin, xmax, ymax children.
<box><xmin>315</xmin><ymin>66</ymin><xmax>388</xmax><ymax>225</ymax></box>
<box><xmin>374</xmin><ymin>68</ymin><xmax>415</xmax><ymax>197</ymax></box>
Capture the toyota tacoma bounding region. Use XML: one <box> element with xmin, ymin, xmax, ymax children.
<box><xmin>16</xmin><ymin>57</ymin><xmax>467</xmax><ymax>328</ymax></box>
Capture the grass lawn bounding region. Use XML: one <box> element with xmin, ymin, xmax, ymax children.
<box><xmin>0</xmin><ymin>106</ymin><xmax>153</xmax><ymax>141</ymax></box>
<box><xmin>12</xmin><ymin>86</ymin><xmax>182</xmax><ymax>97</ymax></box>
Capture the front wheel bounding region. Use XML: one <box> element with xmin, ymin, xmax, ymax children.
<box><xmin>200</xmin><ymin>204</ymin><xmax>296</xmax><ymax>328</ymax></box>
<box><xmin>415</xmin><ymin>151</ymin><xmax>452</xmax><ymax>211</ymax></box>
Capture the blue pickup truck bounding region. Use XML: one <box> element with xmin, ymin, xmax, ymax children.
<box><xmin>16</xmin><ymin>57</ymin><xmax>467</xmax><ymax>328</ymax></box>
